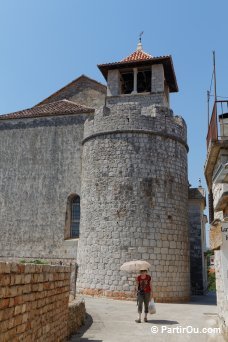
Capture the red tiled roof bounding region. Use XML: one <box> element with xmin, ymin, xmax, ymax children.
<box><xmin>121</xmin><ymin>49</ymin><xmax>153</xmax><ymax>62</ymax></box>
<box><xmin>98</xmin><ymin>50</ymin><xmax>170</xmax><ymax>68</ymax></box>
<box><xmin>0</xmin><ymin>100</ymin><xmax>94</xmax><ymax>120</ymax></box>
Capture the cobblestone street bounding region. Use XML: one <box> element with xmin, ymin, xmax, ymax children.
<box><xmin>70</xmin><ymin>293</ymin><xmax>225</xmax><ymax>342</ymax></box>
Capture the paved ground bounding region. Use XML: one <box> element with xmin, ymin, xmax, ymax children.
<box><xmin>69</xmin><ymin>293</ymin><xmax>225</xmax><ymax>342</ymax></box>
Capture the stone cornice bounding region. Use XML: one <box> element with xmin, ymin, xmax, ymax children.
<box><xmin>82</xmin><ymin>129</ymin><xmax>189</xmax><ymax>152</ymax></box>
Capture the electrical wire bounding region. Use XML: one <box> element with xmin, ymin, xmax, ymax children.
<box><xmin>208</xmin><ymin>95</ymin><xmax>228</xmax><ymax>99</ymax></box>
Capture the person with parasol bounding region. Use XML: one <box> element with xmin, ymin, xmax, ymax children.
<box><xmin>120</xmin><ymin>260</ymin><xmax>154</xmax><ymax>323</ymax></box>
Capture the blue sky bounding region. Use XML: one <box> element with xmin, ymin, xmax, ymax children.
<box><xmin>0</xmin><ymin>0</ymin><xmax>227</xmax><ymax>199</ymax></box>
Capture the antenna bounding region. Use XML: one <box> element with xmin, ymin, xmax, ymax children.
<box><xmin>213</xmin><ymin>51</ymin><xmax>217</xmax><ymax>102</ymax></box>
<box><xmin>213</xmin><ymin>50</ymin><xmax>218</xmax><ymax>139</ymax></box>
<box><xmin>207</xmin><ymin>90</ymin><xmax>210</xmax><ymax>128</ymax></box>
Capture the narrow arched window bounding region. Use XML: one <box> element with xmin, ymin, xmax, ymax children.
<box><xmin>71</xmin><ymin>196</ymin><xmax>80</xmax><ymax>238</ymax></box>
<box><xmin>64</xmin><ymin>194</ymin><xmax>80</xmax><ymax>239</ymax></box>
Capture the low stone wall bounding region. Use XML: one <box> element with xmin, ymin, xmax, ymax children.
<box><xmin>67</xmin><ymin>300</ymin><xmax>86</xmax><ymax>337</ymax></box>
<box><xmin>0</xmin><ymin>261</ymin><xmax>71</xmax><ymax>341</ymax></box>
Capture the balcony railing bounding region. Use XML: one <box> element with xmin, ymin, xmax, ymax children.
<box><xmin>207</xmin><ymin>100</ymin><xmax>228</xmax><ymax>148</ymax></box>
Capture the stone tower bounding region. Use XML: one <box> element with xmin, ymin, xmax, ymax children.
<box><xmin>77</xmin><ymin>42</ymin><xmax>190</xmax><ymax>302</ymax></box>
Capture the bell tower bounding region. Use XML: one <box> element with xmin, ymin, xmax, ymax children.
<box><xmin>98</xmin><ymin>39</ymin><xmax>178</xmax><ymax>107</ymax></box>
<box><xmin>77</xmin><ymin>42</ymin><xmax>190</xmax><ymax>303</ymax></box>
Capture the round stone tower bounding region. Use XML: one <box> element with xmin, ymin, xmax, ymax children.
<box><xmin>77</xmin><ymin>43</ymin><xmax>190</xmax><ymax>302</ymax></box>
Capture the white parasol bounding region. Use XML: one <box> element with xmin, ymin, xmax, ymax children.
<box><xmin>120</xmin><ymin>260</ymin><xmax>151</xmax><ymax>273</ymax></box>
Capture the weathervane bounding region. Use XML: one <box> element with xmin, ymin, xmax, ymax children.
<box><xmin>139</xmin><ymin>31</ymin><xmax>144</xmax><ymax>43</ymax></box>
<box><xmin>137</xmin><ymin>31</ymin><xmax>144</xmax><ymax>51</ymax></box>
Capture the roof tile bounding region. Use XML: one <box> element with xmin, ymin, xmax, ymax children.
<box><xmin>121</xmin><ymin>49</ymin><xmax>153</xmax><ymax>62</ymax></box>
<box><xmin>0</xmin><ymin>100</ymin><xmax>94</xmax><ymax>120</ymax></box>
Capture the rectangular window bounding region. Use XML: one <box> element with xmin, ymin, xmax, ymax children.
<box><xmin>137</xmin><ymin>70</ymin><xmax>151</xmax><ymax>93</ymax></box>
<box><xmin>71</xmin><ymin>221</ymin><xmax>80</xmax><ymax>238</ymax></box>
<box><xmin>71</xmin><ymin>198</ymin><xmax>80</xmax><ymax>238</ymax></box>
<box><xmin>121</xmin><ymin>72</ymin><xmax>134</xmax><ymax>94</ymax></box>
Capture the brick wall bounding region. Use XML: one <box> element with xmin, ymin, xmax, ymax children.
<box><xmin>0</xmin><ymin>262</ymin><xmax>71</xmax><ymax>342</ymax></box>
<box><xmin>0</xmin><ymin>257</ymin><xmax>77</xmax><ymax>299</ymax></box>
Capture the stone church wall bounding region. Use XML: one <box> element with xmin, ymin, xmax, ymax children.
<box><xmin>188</xmin><ymin>188</ymin><xmax>207</xmax><ymax>295</ymax></box>
<box><xmin>38</xmin><ymin>76</ymin><xmax>106</xmax><ymax>109</ymax></box>
<box><xmin>69</xmin><ymin>82</ymin><xmax>106</xmax><ymax>109</ymax></box>
<box><xmin>0</xmin><ymin>113</ymin><xmax>90</xmax><ymax>260</ymax></box>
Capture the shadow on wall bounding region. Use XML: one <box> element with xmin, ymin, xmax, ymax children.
<box><xmin>189</xmin><ymin>292</ymin><xmax>217</xmax><ymax>306</ymax></box>
<box><xmin>68</xmin><ymin>314</ymin><xmax>103</xmax><ymax>342</ymax></box>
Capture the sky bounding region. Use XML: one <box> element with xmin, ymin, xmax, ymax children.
<box><xmin>0</xmin><ymin>0</ymin><xmax>227</xmax><ymax>236</ymax></box>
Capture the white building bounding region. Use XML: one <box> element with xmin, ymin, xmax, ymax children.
<box><xmin>205</xmin><ymin>105</ymin><xmax>228</xmax><ymax>339</ymax></box>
